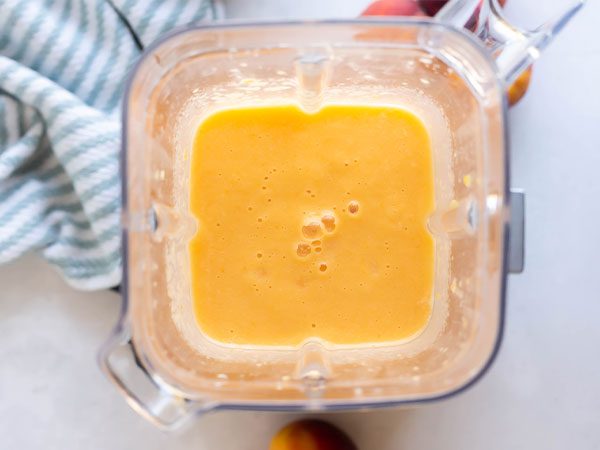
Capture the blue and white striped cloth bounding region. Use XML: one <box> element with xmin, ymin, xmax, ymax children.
<box><xmin>0</xmin><ymin>0</ymin><xmax>218</xmax><ymax>289</ymax></box>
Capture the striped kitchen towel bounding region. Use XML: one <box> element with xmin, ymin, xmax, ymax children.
<box><xmin>0</xmin><ymin>0</ymin><xmax>219</xmax><ymax>289</ymax></box>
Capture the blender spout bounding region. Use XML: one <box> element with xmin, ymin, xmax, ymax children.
<box><xmin>435</xmin><ymin>0</ymin><xmax>585</xmax><ymax>85</ymax></box>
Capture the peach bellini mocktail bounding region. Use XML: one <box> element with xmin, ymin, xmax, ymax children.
<box><xmin>189</xmin><ymin>104</ymin><xmax>435</xmax><ymax>346</ymax></box>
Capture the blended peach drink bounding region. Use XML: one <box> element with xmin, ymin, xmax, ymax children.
<box><xmin>189</xmin><ymin>105</ymin><xmax>434</xmax><ymax>346</ymax></box>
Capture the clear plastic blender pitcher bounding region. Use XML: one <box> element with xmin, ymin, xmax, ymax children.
<box><xmin>100</xmin><ymin>0</ymin><xmax>584</xmax><ymax>429</ymax></box>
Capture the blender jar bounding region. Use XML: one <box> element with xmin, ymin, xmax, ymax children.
<box><xmin>100</xmin><ymin>0</ymin><xmax>583</xmax><ymax>428</ymax></box>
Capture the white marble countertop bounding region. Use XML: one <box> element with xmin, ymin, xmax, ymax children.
<box><xmin>2</xmin><ymin>1</ymin><xmax>599</xmax><ymax>449</ymax></box>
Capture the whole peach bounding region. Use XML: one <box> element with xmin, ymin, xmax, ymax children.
<box><xmin>270</xmin><ymin>420</ymin><xmax>358</xmax><ymax>450</ymax></box>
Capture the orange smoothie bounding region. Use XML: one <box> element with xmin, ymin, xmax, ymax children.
<box><xmin>189</xmin><ymin>105</ymin><xmax>435</xmax><ymax>346</ymax></box>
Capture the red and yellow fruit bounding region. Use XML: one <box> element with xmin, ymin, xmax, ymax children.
<box><xmin>270</xmin><ymin>420</ymin><xmax>357</xmax><ymax>450</ymax></box>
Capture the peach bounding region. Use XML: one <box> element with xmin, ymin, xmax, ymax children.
<box><xmin>419</xmin><ymin>0</ymin><xmax>507</xmax><ymax>16</ymax></box>
<box><xmin>270</xmin><ymin>420</ymin><xmax>357</xmax><ymax>450</ymax></box>
<box><xmin>507</xmin><ymin>66</ymin><xmax>532</xmax><ymax>106</ymax></box>
<box><xmin>362</xmin><ymin>0</ymin><xmax>423</xmax><ymax>16</ymax></box>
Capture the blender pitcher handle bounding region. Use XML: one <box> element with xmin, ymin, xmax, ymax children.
<box><xmin>435</xmin><ymin>0</ymin><xmax>585</xmax><ymax>84</ymax></box>
<box><xmin>98</xmin><ymin>327</ymin><xmax>199</xmax><ymax>430</ymax></box>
